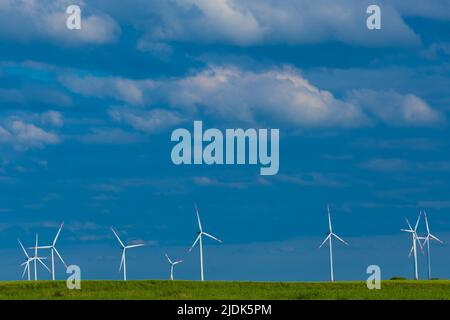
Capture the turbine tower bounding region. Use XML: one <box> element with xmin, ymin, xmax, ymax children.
<box><xmin>422</xmin><ymin>211</ymin><xmax>443</xmax><ymax>280</ymax></box>
<box><xmin>18</xmin><ymin>239</ymin><xmax>32</xmax><ymax>281</ymax></box>
<box><xmin>111</xmin><ymin>227</ymin><xmax>145</xmax><ymax>281</ymax></box>
<box><xmin>34</xmin><ymin>222</ymin><xmax>67</xmax><ymax>280</ymax></box>
<box><xmin>165</xmin><ymin>253</ymin><xmax>183</xmax><ymax>281</ymax></box>
<box><xmin>401</xmin><ymin>212</ymin><xmax>423</xmax><ymax>280</ymax></box>
<box><xmin>319</xmin><ymin>206</ymin><xmax>348</xmax><ymax>282</ymax></box>
<box><xmin>30</xmin><ymin>233</ymin><xmax>51</xmax><ymax>280</ymax></box>
<box><xmin>188</xmin><ymin>204</ymin><xmax>222</xmax><ymax>281</ymax></box>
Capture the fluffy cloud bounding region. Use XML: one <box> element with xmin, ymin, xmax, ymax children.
<box><xmin>0</xmin><ymin>120</ymin><xmax>60</xmax><ymax>151</ymax></box>
<box><xmin>347</xmin><ymin>89</ymin><xmax>443</xmax><ymax>126</ymax></box>
<box><xmin>41</xmin><ymin>110</ymin><xmax>64</xmax><ymax>127</ymax></box>
<box><xmin>133</xmin><ymin>0</ymin><xmax>419</xmax><ymax>47</ymax></box>
<box><xmin>60</xmin><ymin>75</ymin><xmax>152</xmax><ymax>105</ymax></box>
<box><xmin>5</xmin><ymin>0</ymin><xmax>449</xmax><ymax>48</ymax></box>
<box><xmin>61</xmin><ymin>65</ymin><xmax>443</xmax><ymax>129</ymax></box>
<box><xmin>108</xmin><ymin>108</ymin><xmax>184</xmax><ymax>133</ymax></box>
<box><xmin>165</xmin><ymin>66</ymin><xmax>371</xmax><ymax>126</ymax></box>
<box><xmin>0</xmin><ymin>111</ymin><xmax>63</xmax><ymax>151</ymax></box>
<box><xmin>0</xmin><ymin>0</ymin><xmax>120</xmax><ymax>45</ymax></box>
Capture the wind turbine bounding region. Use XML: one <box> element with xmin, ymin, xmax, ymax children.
<box><xmin>111</xmin><ymin>227</ymin><xmax>145</xmax><ymax>281</ymax></box>
<box><xmin>188</xmin><ymin>205</ymin><xmax>222</xmax><ymax>281</ymax></box>
<box><xmin>319</xmin><ymin>206</ymin><xmax>348</xmax><ymax>282</ymax></box>
<box><xmin>18</xmin><ymin>239</ymin><xmax>32</xmax><ymax>281</ymax></box>
<box><xmin>30</xmin><ymin>233</ymin><xmax>51</xmax><ymax>280</ymax></box>
<box><xmin>33</xmin><ymin>222</ymin><xmax>67</xmax><ymax>280</ymax></box>
<box><xmin>401</xmin><ymin>212</ymin><xmax>423</xmax><ymax>280</ymax></box>
<box><xmin>165</xmin><ymin>253</ymin><xmax>183</xmax><ymax>280</ymax></box>
<box><xmin>421</xmin><ymin>212</ymin><xmax>444</xmax><ymax>280</ymax></box>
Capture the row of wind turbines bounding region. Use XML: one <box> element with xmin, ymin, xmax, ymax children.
<box><xmin>401</xmin><ymin>211</ymin><xmax>443</xmax><ymax>280</ymax></box>
<box><xmin>320</xmin><ymin>207</ymin><xmax>444</xmax><ymax>282</ymax></box>
<box><xmin>18</xmin><ymin>205</ymin><xmax>222</xmax><ymax>281</ymax></box>
<box><xmin>18</xmin><ymin>206</ymin><xmax>444</xmax><ymax>282</ymax></box>
<box><xmin>109</xmin><ymin>204</ymin><xmax>222</xmax><ymax>281</ymax></box>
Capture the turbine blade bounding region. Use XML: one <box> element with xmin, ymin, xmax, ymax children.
<box><xmin>111</xmin><ymin>227</ymin><xmax>125</xmax><ymax>248</ymax></box>
<box><xmin>119</xmin><ymin>250</ymin><xmax>125</xmax><ymax>271</ymax></box>
<box><xmin>430</xmin><ymin>234</ymin><xmax>444</xmax><ymax>244</ymax></box>
<box><xmin>53</xmin><ymin>247</ymin><xmax>67</xmax><ymax>268</ymax></box>
<box><xmin>35</xmin><ymin>233</ymin><xmax>38</xmax><ymax>256</ymax></box>
<box><xmin>408</xmin><ymin>245</ymin><xmax>414</xmax><ymax>257</ymax></box>
<box><xmin>37</xmin><ymin>258</ymin><xmax>51</xmax><ymax>273</ymax></box>
<box><xmin>405</xmin><ymin>218</ymin><xmax>413</xmax><ymax>231</ymax></box>
<box><xmin>29</xmin><ymin>246</ymin><xmax>52</xmax><ymax>249</ymax></box>
<box><xmin>165</xmin><ymin>253</ymin><xmax>172</xmax><ymax>264</ymax></box>
<box><xmin>22</xmin><ymin>263</ymin><xmax>29</xmax><ymax>279</ymax></box>
<box><xmin>333</xmin><ymin>233</ymin><xmax>349</xmax><ymax>245</ymax></box>
<box><xmin>202</xmin><ymin>232</ymin><xmax>222</xmax><ymax>243</ymax></box>
<box><xmin>195</xmin><ymin>204</ymin><xmax>203</xmax><ymax>232</ymax></box>
<box><xmin>400</xmin><ymin>229</ymin><xmax>414</xmax><ymax>233</ymax></box>
<box><xmin>18</xmin><ymin>239</ymin><xmax>29</xmax><ymax>258</ymax></box>
<box><xmin>319</xmin><ymin>234</ymin><xmax>331</xmax><ymax>248</ymax></box>
<box><xmin>174</xmin><ymin>260</ymin><xmax>183</xmax><ymax>265</ymax></box>
<box><xmin>188</xmin><ymin>234</ymin><xmax>201</xmax><ymax>253</ymax></box>
<box><xmin>53</xmin><ymin>222</ymin><xmax>64</xmax><ymax>246</ymax></box>
<box><xmin>327</xmin><ymin>206</ymin><xmax>332</xmax><ymax>233</ymax></box>
<box><xmin>424</xmin><ymin>212</ymin><xmax>430</xmax><ymax>234</ymax></box>
<box><xmin>125</xmin><ymin>244</ymin><xmax>144</xmax><ymax>249</ymax></box>
<box><xmin>414</xmin><ymin>212</ymin><xmax>421</xmax><ymax>232</ymax></box>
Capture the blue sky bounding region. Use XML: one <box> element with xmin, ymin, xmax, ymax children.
<box><xmin>0</xmin><ymin>0</ymin><xmax>449</xmax><ymax>281</ymax></box>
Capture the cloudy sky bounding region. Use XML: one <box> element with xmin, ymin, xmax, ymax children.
<box><xmin>0</xmin><ymin>0</ymin><xmax>449</xmax><ymax>281</ymax></box>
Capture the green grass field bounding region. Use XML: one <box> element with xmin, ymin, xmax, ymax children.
<box><xmin>0</xmin><ymin>280</ymin><xmax>449</xmax><ymax>300</ymax></box>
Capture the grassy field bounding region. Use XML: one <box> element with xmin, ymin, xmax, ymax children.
<box><xmin>0</xmin><ymin>280</ymin><xmax>448</xmax><ymax>300</ymax></box>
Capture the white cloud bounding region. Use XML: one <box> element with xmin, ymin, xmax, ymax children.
<box><xmin>62</xmin><ymin>65</ymin><xmax>443</xmax><ymax>129</ymax></box>
<box><xmin>41</xmin><ymin>110</ymin><xmax>64</xmax><ymax>127</ymax></box>
<box><xmin>0</xmin><ymin>111</ymin><xmax>62</xmax><ymax>151</ymax></box>
<box><xmin>5</xmin><ymin>0</ymin><xmax>448</xmax><ymax>47</ymax></box>
<box><xmin>0</xmin><ymin>0</ymin><xmax>120</xmax><ymax>45</ymax></box>
<box><xmin>0</xmin><ymin>120</ymin><xmax>60</xmax><ymax>151</ymax></box>
<box><xmin>60</xmin><ymin>75</ymin><xmax>151</xmax><ymax>105</ymax></box>
<box><xmin>135</xmin><ymin>0</ymin><xmax>419</xmax><ymax>47</ymax></box>
<box><xmin>165</xmin><ymin>66</ymin><xmax>369</xmax><ymax>127</ymax></box>
<box><xmin>108</xmin><ymin>108</ymin><xmax>184</xmax><ymax>133</ymax></box>
<box><xmin>347</xmin><ymin>89</ymin><xmax>443</xmax><ymax>126</ymax></box>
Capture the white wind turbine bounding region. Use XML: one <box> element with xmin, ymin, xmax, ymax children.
<box><xmin>111</xmin><ymin>227</ymin><xmax>145</xmax><ymax>281</ymax></box>
<box><xmin>18</xmin><ymin>239</ymin><xmax>32</xmax><ymax>281</ymax></box>
<box><xmin>401</xmin><ymin>212</ymin><xmax>423</xmax><ymax>280</ymax></box>
<box><xmin>422</xmin><ymin>212</ymin><xmax>444</xmax><ymax>280</ymax></box>
<box><xmin>30</xmin><ymin>233</ymin><xmax>51</xmax><ymax>280</ymax></box>
<box><xmin>188</xmin><ymin>205</ymin><xmax>222</xmax><ymax>281</ymax></box>
<box><xmin>165</xmin><ymin>253</ymin><xmax>183</xmax><ymax>281</ymax></box>
<box><xmin>33</xmin><ymin>222</ymin><xmax>67</xmax><ymax>280</ymax></box>
<box><xmin>319</xmin><ymin>206</ymin><xmax>348</xmax><ymax>282</ymax></box>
